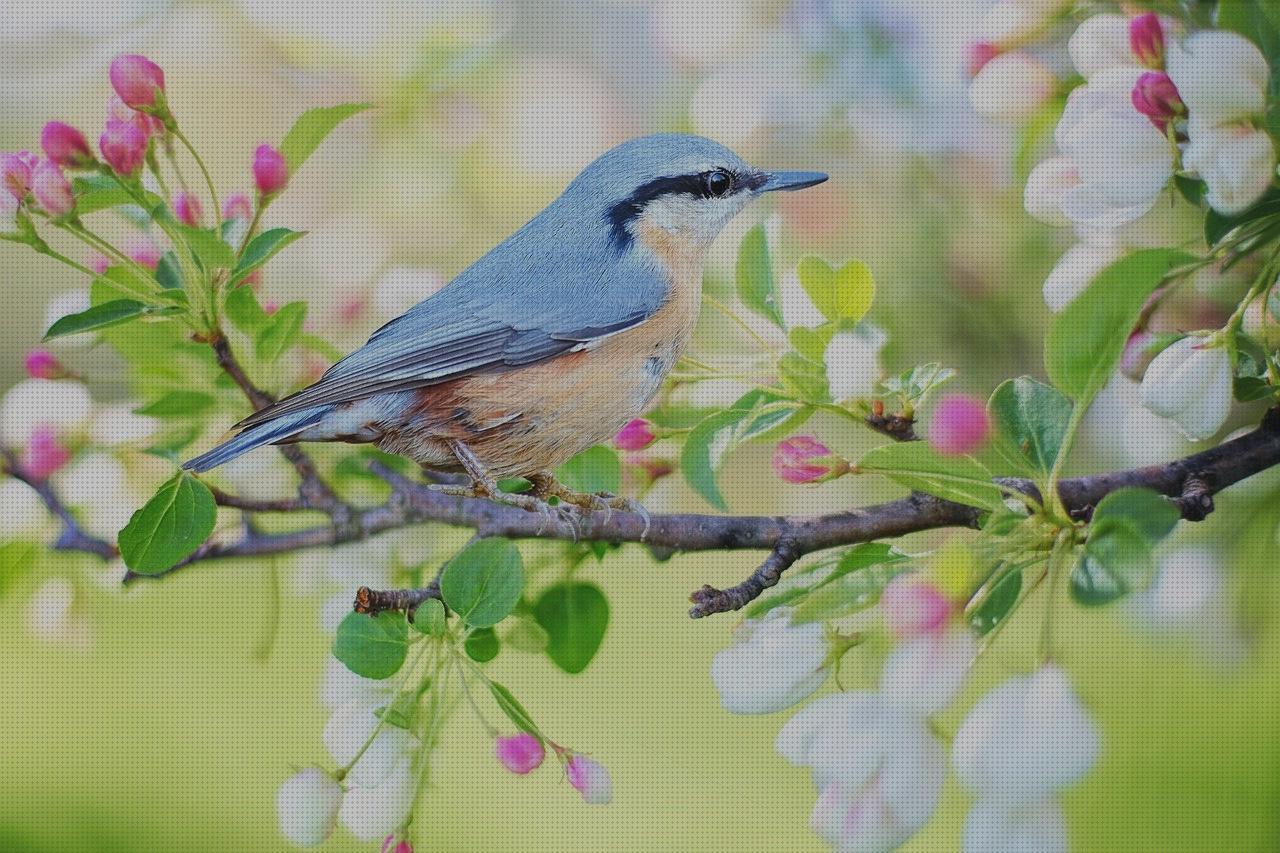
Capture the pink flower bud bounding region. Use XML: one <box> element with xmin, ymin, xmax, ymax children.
<box><xmin>90</xmin><ymin>253</ymin><xmax>110</xmax><ymax>275</ymax></box>
<box><xmin>626</xmin><ymin>453</ymin><xmax>674</xmax><ymax>483</ymax></box>
<box><xmin>222</xmin><ymin>192</ymin><xmax>252</xmax><ymax>221</ymax></box>
<box><xmin>968</xmin><ymin>42</ymin><xmax>1000</xmax><ymax>76</ymax></box>
<box><xmin>31</xmin><ymin>161</ymin><xmax>75</xmax><ymax>217</ymax></box>
<box><xmin>565</xmin><ymin>754</ymin><xmax>612</xmax><ymax>804</ymax></box>
<box><xmin>381</xmin><ymin>835</ymin><xmax>413</xmax><ymax>853</ymax></box>
<box><xmin>1129</xmin><ymin>13</ymin><xmax>1164</xmax><ymax>68</ymax></box>
<box><xmin>108</xmin><ymin>95</ymin><xmax>163</xmax><ymax>137</ymax></box>
<box><xmin>173</xmin><ymin>190</ymin><xmax>202</xmax><ymax>226</ymax></box>
<box><xmin>24</xmin><ymin>348</ymin><xmax>66</xmax><ymax>380</ymax></box>
<box><xmin>772</xmin><ymin>436</ymin><xmax>846</xmax><ymax>484</ymax></box>
<box><xmin>99</xmin><ymin>119</ymin><xmax>148</xmax><ymax>176</ymax></box>
<box><xmin>127</xmin><ymin>240</ymin><xmax>161</xmax><ymax>269</ymax></box>
<box><xmin>22</xmin><ymin>424</ymin><xmax>71</xmax><ymax>481</ymax></box>
<box><xmin>927</xmin><ymin>394</ymin><xmax>990</xmax><ymax>456</ymax></box>
<box><xmin>613</xmin><ymin>418</ymin><xmax>657</xmax><ymax>451</ymax></box>
<box><xmin>495</xmin><ymin>733</ymin><xmax>545</xmax><ymax>775</ymax></box>
<box><xmin>1</xmin><ymin>152</ymin><xmax>33</xmax><ymax>201</ymax></box>
<box><xmin>109</xmin><ymin>54</ymin><xmax>165</xmax><ymax>110</ymax></box>
<box><xmin>880</xmin><ymin>573</ymin><xmax>952</xmax><ymax>639</ymax></box>
<box><xmin>1131</xmin><ymin>71</ymin><xmax>1183</xmax><ymax>133</ymax></box>
<box><xmin>40</xmin><ymin>122</ymin><xmax>96</xmax><ymax>170</ymax></box>
<box><xmin>253</xmin><ymin>144</ymin><xmax>288</xmax><ymax>195</ymax></box>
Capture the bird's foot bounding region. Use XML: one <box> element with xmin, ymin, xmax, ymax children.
<box><xmin>528</xmin><ymin>473</ymin><xmax>651</xmax><ymax>540</ymax></box>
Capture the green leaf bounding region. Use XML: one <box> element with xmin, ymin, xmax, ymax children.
<box><xmin>1046</xmin><ymin>249</ymin><xmax>1196</xmax><ymax>402</ymax></box>
<box><xmin>778</xmin><ymin>352</ymin><xmax>830</xmax><ymax>403</ymax></box>
<box><xmin>71</xmin><ymin>175</ymin><xmax>162</xmax><ymax>215</ymax></box>
<box><xmin>374</xmin><ymin>695</ymin><xmax>420</xmax><ymax>730</ymax></box>
<box><xmin>155</xmin><ymin>252</ymin><xmax>184</xmax><ymax>290</ymax></box>
<box><xmin>255</xmin><ymin>302</ymin><xmax>307</xmax><ymax>362</ymax></box>
<box><xmin>332</xmin><ymin>611</ymin><xmax>409</xmax><ymax>679</ymax></box>
<box><xmin>858</xmin><ymin>442</ymin><xmax>1005</xmax><ymax>510</ymax></box>
<box><xmin>439</xmin><ymin>538</ymin><xmax>524</xmax><ymax>628</ymax></box>
<box><xmin>225</xmin><ymin>286</ymin><xmax>271</xmax><ymax>335</ymax></box>
<box><xmin>748</xmin><ymin>544</ymin><xmax>908</xmax><ymax>617</ymax></box>
<box><xmin>465</xmin><ymin>627</ymin><xmax>500</xmax><ymax>662</ymax></box>
<box><xmin>796</xmin><ymin>257</ymin><xmax>874</xmax><ymax>324</ymax></box>
<box><xmin>488</xmin><ymin>680</ymin><xmax>542</xmax><ymax>741</ymax></box>
<box><xmin>411</xmin><ymin>598</ymin><xmax>447</xmax><ymax>637</ymax></box>
<box><xmin>280</xmin><ymin>103</ymin><xmax>373</xmax><ymax>173</ymax></box>
<box><xmin>1204</xmin><ymin>188</ymin><xmax>1280</xmax><ymax>248</ymax></box>
<box><xmin>736</xmin><ymin>224</ymin><xmax>783</xmax><ymax>326</ymax></box>
<box><xmin>969</xmin><ymin>567</ymin><xmax>1022</xmax><ymax>635</ymax></box>
<box><xmin>988</xmin><ymin>376</ymin><xmax>1072</xmax><ymax>475</ymax></box>
<box><xmin>880</xmin><ymin>363</ymin><xmax>956</xmax><ymax>406</ymax></box>
<box><xmin>179</xmin><ymin>226</ymin><xmax>236</xmax><ymax>275</ymax></box>
<box><xmin>44</xmin><ymin>299</ymin><xmax>172</xmax><ymax>339</ymax></box>
<box><xmin>117</xmin><ymin>473</ymin><xmax>216</xmax><ymax>574</ymax></box>
<box><xmin>533</xmin><ymin>582</ymin><xmax>609</xmax><ymax>674</ymax></box>
<box><xmin>231</xmin><ymin>228</ymin><xmax>305</xmax><ymax>286</ymax></box>
<box><xmin>95</xmin><ymin>265</ymin><xmax>159</xmax><ymax>300</ymax></box>
<box><xmin>1091</xmin><ymin>487</ymin><xmax>1180</xmax><ymax>543</ymax></box>
<box><xmin>680</xmin><ymin>408</ymin><xmax>739</xmax><ymax>511</ymax></box>
<box><xmin>1071</xmin><ymin>523</ymin><xmax>1153</xmax><ymax>606</ymax></box>
<box><xmin>556</xmin><ymin>446</ymin><xmax>621</xmax><ymax>495</ymax></box>
<box><xmin>501</xmin><ymin>615</ymin><xmax>551</xmax><ymax>653</ymax></box>
<box><xmin>134</xmin><ymin>391</ymin><xmax>216</xmax><ymax>418</ymax></box>
<box><xmin>0</xmin><ymin>541</ymin><xmax>39</xmax><ymax>595</ymax></box>
<box><xmin>791</xmin><ymin>561</ymin><xmax>906</xmax><ymax>624</ymax></box>
<box><xmin>789</xmin><ymin>324</ymin><xmax>836</xmax><ymax>362</ymax></box>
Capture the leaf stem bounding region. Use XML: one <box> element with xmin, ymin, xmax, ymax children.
<box><xmin>236</xmin><ymin>199</ymin><xmax>266</xmax><ymax>258</ymax></box>
<box><xmin>169</xmin><ymin>126</ymin><xmax>222</xmax><ymax>230</ymax></box>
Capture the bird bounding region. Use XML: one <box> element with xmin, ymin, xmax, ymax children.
<box><xmin>185</xmin><ymin>133</ymin><xmax>827</xmax><ymax>516</ymax></box>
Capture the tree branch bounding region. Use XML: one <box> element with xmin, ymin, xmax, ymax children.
<box><xmin>1</xmin><ymin>448</ymin><xmax>117</xmax><ymax>560</ymax></box>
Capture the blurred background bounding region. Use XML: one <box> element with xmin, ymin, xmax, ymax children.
<box><xmin>2</xmin><ymin>1</ymin><xmax>1279</xmax><ymax>851</ymax></box>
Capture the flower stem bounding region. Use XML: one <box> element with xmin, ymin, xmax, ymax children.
<box><xmin>236</xmin><ymin>199</ymin><xmax>266</xmax><ymax>257</ymax></box>
<box><xmin>169</xmin><ymin>126</ymin><xmax>221</xmax><ymax>230</ymax></box>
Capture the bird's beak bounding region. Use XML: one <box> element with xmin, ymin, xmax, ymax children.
<box><xmin>758</xmin><ymin>171</ymin><xmax>829</xmax><ymax>192</ymax></box>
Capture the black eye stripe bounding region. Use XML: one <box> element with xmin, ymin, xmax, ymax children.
<box><xmin>607</xmin><ymin>169</ymin><xmax>760</xmax><ymax>249</ymax></box>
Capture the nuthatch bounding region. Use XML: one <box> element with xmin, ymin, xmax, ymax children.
<box><xmin>185</xmin><ymin>134</ymin><xmax>827</xmax><ymax>510</ymax></box>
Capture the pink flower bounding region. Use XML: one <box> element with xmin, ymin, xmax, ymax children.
<box><xmin>222</xmin><ymin>192</ymin><xmax>252</xmax><ymax>221</ymax></box>
<box><xmin>1131</xmin><ymin>71</ymin><xmax>1183</xmax><ymax>133</ymax></box>
<box><xmin>22</xmin><ymin>425</ymin><xmax>71</xmax><ymax>481</ymax></box>
<box><xmin>1129</xmin><ymin>13</ymin><xmax>1165</xmax><ymax>69</ymax></box>
<box><xmin>173</xmin><ymin>191</ymin><xmax>202</xmax><ymax>226</ymax></box>
<box><xmin>927</xmin><ymin>395</ymin><xmax>990</xmax><ymax>456</ymax></box>
<box><xmin>613</xmin><ymin>418</ymin><xmax>656</xmax><ymax>451</ymax></box>
<box><xmin>31</xmin><ymin>161</ymin><xmax>75</xmax><ymax>217</ymax></box>
<box><xmin>1</xmin><ymin>152</ymin><xmax>33</xmax><ymax>200</ymax></box>
<box><xmin>880</xmin><ymin>573</ymin><xmax>952</xmax><ymax>639</ymax></box>
<box><xmin>24</xmin><ymin>348</ymin><xmax>66</xmax><ymax>380</ymax></box>
<box><xmin>381</xmin><ymin>835</ymin><xmax>413</xmax><ymax>853</ymax></box>
<box><xmin>128</xmin><ymin>240</ymin><xmax>162</xmax><ymax>269</ymax></box>
<box><xmin>772</xmin><ymin>436</ymin><xmax>846</xmax><ymax>484</ymax></box>
<box><xmin>253</xmin><ymin>144</ymin><xmax>288</xmax><ymax>195</ymax></box>
<box><xmin>565</xmin><ymin>754</ymin><xmax>612</xmax><ymax>804</ymax></box>
<box><xmin>90</xmin><ymin>253</ymin><xmax>111</xmax><ymax>275</ymax></box>
<box><xmin>109</xmin><ymin>54</ymin><xmax>165</xmax><ymax>110</ymax></box>
<box><xmin>41</xmin><ymin>123</ymin><xmax>96</xmax><ymax>170</ymax></box>
<box><xmin>495</xmin><ymin>733</ymin><xmax>545</xmax><ymax>775</ymax></box>
<box><xmin>99</xmin><ymin>119</ymin><xmax>148</xmax><ymax>176</ymax></box>
<box><xmin>968</xmin><ymin>42</ymin><xmax>1000</xmax><ymax>76</ymax></box>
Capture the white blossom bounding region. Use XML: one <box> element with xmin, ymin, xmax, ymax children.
<box><xmin>1139</xmin><ymin>337</ymin><xmax>1233</xmax><ymax>441</ymax></box>
<box><xmin>710</xmin><ymin>607</ymin><xmax>828</xmax><ymax>714</ymax></box>
<box><xmin>1182</xmin><ymin>122</ymin><xmax>1276</xmax><ymax>217</ymax></box>
<box><xmin>338</xmin><ymin>758</ymin><xmax>416</xmax><ymax>842</ymax></box>
<box><xmin>324</xmin><ymin>700</ymin><xmax>421</xmax><ymax>787</ymax></box>
<box><xmin>89</xmin><ymin>405</ymin><xmax>157</xmax><ymax>448</ymax></box>
<box><xmin>277</xmin><ymin>768</ymin><xmax>342</xmax><ymax>847</ymax></box>
<box><xmin>1041</xmin><ymin>240</ymin><xmax>1124</xmax><ymax>312</ymax></box>
<box><xmin>963</xmin><ymin>797</ymin><xmax>1069</xmax><ymax>853</ymax></box>
<box><xmin>952</xmin><ymin>665</ymin><xmax>1100</xmax><ymax>808</ymax></box>
<box><xmin>1023</xmin><ymin>157</ymin><xmax>1079</xmax><ymax>227</ymax></box>
<box><xmin>1067</xmin><ymin>14</ymin><xmax>1133</xmax><ymax>81</ymax></box>
<box><xmin>968</xmin><ymin>52</ymin><xmax>1056</xmax><ymax>121</ymax></box>
<box><xmin>0</xmin><ymin>379</ymin><xmax>92</xmax><ymax>449</ymax></box>
<box><xmin>824</xmin><ymin>324</ymin><xmax>888</xmax><ymax>404</ymax></box>
<box><xmin>879</xmin><ymin>628</ymin><xmax>978</xmax><ymax>717</ymax></box>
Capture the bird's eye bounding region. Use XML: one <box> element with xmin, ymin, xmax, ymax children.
<box><xmin>704</xmin><ymin>170</ymin><xmax>733</xmax><ymax>198</ymax></box>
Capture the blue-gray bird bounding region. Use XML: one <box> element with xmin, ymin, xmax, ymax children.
<box><xmin>185</xmin><ymin>134</ymin><xmax>827</xmax><ymax>510</ymax></box>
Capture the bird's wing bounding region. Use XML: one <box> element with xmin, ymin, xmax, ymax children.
<box><xmin>234</xmin><ymin>239</ymin><xmax>668</xmax><ymax>430</ymax></box>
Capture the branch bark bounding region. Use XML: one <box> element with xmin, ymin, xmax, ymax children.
<box><xmin>1</xmin><ymin>449</ymin><xmax>118</xmax><ymax>560</ymax></box>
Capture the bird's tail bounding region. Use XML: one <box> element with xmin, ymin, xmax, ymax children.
<box><xmin>183</xmin><ymin>406</ymin><xmax>328</xmax><ymax>473</ymax></box>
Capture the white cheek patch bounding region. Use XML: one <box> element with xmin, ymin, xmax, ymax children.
<box><xmin>641</xmin><ymin>193</ymin><xmax>749</xmax><ymax>242</ymax></box>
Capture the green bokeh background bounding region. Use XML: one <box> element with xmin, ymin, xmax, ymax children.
<box><xmin>2</xmin><ymin>2</ymin><xmax>1279</xmax><ymax>851</ymax></box>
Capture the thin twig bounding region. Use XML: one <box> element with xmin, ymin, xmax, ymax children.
<box><xmin>1</xmin><ymin>449</ymin><xmax>117</xmax><ymax>560</ymax></box>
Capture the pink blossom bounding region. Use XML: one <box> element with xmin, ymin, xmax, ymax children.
<box><xmin>31</xmin><ymin>161</ymin><xmax>75</xmax><ymax>216</ymax></box>
<box><xmin>24</xmin><ymin>348</ymin><xmax>66</xmax><ymax>380</ymax></box>
<box><xmin>99</xmin><ymin>119</ymin><xmax>148</xmax><ymax>176</ymax></box>
<box><xmin>108</xmin><ymin>95</ymin><xmax>163</xmax><ymax>137</ymax></box>
<box><xmin>90</xmin><ymin>254</ymin><xmax>110</xmax><ymax>275</ymax></box>
<box><xmin>927</xmin><ymin>395</ymin><xmax>990</xmax><ymax>456</ymax></box>
<box><xmin>109</xmin><ymin>54</ymin><xmax>165</xmax><ymax>110</ymax></box>
<box><xmin>1129</xmin><ymin>13</ymin><xmax>1165</xmax><ymax>68</ymax></box>
<box><xmin>880</xmin><ymin>573</ymin><xmax>952</xmax><ymax>639</ymax></box>
<box><xmin>253</xmin><ymin>144</ymin><xmax>288</xmax><ymax>195</ymax></box>
<box><xmin>968</xmin><ymin>42</ymin><xmax>1000</xmax><ymax>76</ymax></box>
<box><xmin>41</xmin><ymin>123</ymin><xmax>96</xmax><ymax>170</ymax></box>
<box><xmin>565</xmin><ymin>754</ymin><xmax>612</xmax><ymax>804</ymax></box>
<box><xmin>173</xmin><ymin>191</ymin><xmax>202</xmax><ymax>226</ymax></box>
<box><xmin>1</xmin><ymin>152</ymin><xmax>33</xmax><ymax>200</ymax></box>
<box><xmin>495</xmin><ymin>733</ymin><xmax>545</xmax><ymax>775</ymax></box>
<box><xmin>22</xmin><ymin>425</ymin><xmax>72</xmax><ymax>481</ymax></box>
<box><xmin>381</xmin><ymin>835</ymin><xmax>413</xmax><ymax>853</ymax></box>
<box><xmin>613</xmin><ymin>418</ymin><xmax>656</xmax><ymax>451</ymax></box>
<box><xmin>772</xmin><ymin>436</ymin><xmax>845</xmax><ymax>484</ymax></box>
<box><xmin>222</xmin><ymin>192</ymin><xmax>252</xmax><ymax>221</ymax></box>
<box><xmin>127</xmin><ymin>240</ymin><xmax>162</xmax><ymax>270</ymax></box>
<box><xmin>1131</xmin><ymin>71</ymin><xmax>1183</xmax><ymax>133</ymax></box>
